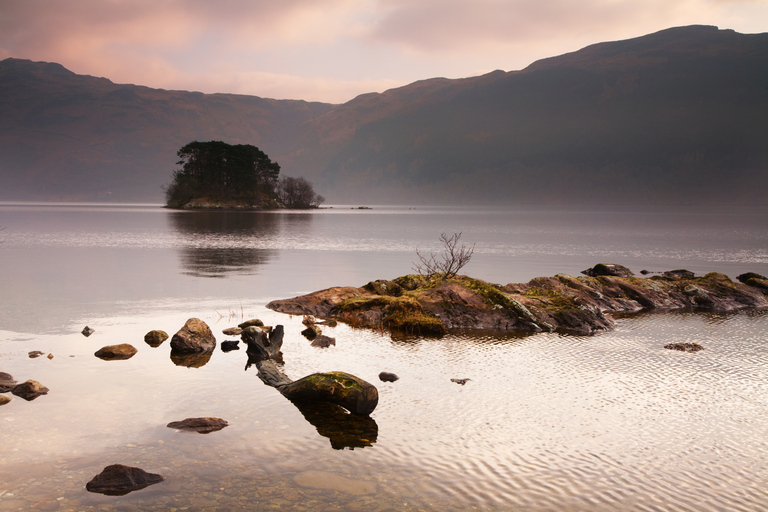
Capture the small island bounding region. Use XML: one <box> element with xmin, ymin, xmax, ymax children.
<box><xmin>163</xmin><ymin>140</ymin><xmax>324</xmax><ymax>210</ymax></box>
<box><xmin>267</xmin><ymin>266</ymin><xmax>768</xmax><ymax>336</ymax></box>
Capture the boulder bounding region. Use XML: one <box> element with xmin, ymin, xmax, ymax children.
<box><xmin>144</xmin><ymin>330</ymin><xmax>168</xmax><ymax>347</ymax></box>
<box><xmin>378</xmin><ymin>372</ymin><xmax>399</xmax><ymax>382</ymax></box>
<box><xmin>166</xmin><ymin>417</ymin><xmax>229</xmax><ymax>434</ymax></box>
<box><xmin>0</xmin><ymin>372</ymin><xmax>17</xmax><ymax>392</ymax></box>
<box><xmin>95</xmin><ymin>344</ymin><xmax>138</xmax><ymax>360</ymax></box>
<box><xmin>581</xmin><ymin>263</ymin><xmax>634</xmax><ymax>278</ymax></box>
<box><xmin>82</xmin><ymin>326</ymin><xmax>95</xmax><ymax>337</ymax></box>
<box><xmin>0</xmin><ymin>395</ymin><xmax>11</xmax><ymax>406</ymax></box>
<box><xmin>12</xmin><ymin>380</ymin><xmax>49</xmax><ymax>400</ymax></box>
<box><xmin>85</xmin><ymin>464</ymin><xmax>165</xmax><ymax>496</ymax></box>
<box><xmin>664</xmin><ymin>342</ymin><xmax>704</xmax><ymax>352</ymax></box>
<box><xmin>311</xmin><ymin>335</ymin><xmax>336</xmax><ymax>348</ymax></box>
<box><xmin>171</xmin><ymin>318</ymin><xmax>216</xmax><ymax>354</ymax></box>
<box><xmin>238</xmin><ymin>318</ymin><xmax>264</xmax><ymax>329</ymax></box>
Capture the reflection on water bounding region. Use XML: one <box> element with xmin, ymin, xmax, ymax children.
<box><xmin>169</xmin><ymin>211</ymin><xmax>281</xmax><ymax>278</ymax></box>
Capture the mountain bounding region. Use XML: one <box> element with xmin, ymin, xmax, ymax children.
<box><xmin>1</xmin><ymin>25</ymin><xmax>766</xmax><ymax>206</ymax></box>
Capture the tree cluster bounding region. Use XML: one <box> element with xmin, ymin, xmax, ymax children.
<box><xmin>164</xmin><ymin>141</ymin><xmax>323</xmax><ymax>209</ymax></box>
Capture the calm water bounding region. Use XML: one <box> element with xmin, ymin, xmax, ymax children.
<box><xmin>0</xmin><ymin>203</ymin><xmax>767</xmax><ymax>511</ymax></box>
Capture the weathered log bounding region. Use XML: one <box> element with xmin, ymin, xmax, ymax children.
<box><xmin>255</xmin><ymin>360</ymin><xmax>378</xmax><ymax>416</ymax></box>
<box><xmin>243</xmin><ymin>324</ymin><xmax>283</xmax><ymax>360</ymax></box>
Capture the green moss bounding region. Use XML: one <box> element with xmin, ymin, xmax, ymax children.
<box><xmin>462</xmin><ymin>278</ymin><xmax>515</xmax><ymax>308</ymax></box>
<box><xmin>335</xmin><ymin>294</ymin><xmax>446</xmax><ymax>336</ymax></box>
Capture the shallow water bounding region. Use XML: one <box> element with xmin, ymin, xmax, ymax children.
<box><xmin>0</xmin><ymin>203</ymin><xmax>766</xmax><ymax>511</ymax></box>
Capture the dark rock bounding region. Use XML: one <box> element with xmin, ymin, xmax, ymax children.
<box><xmin>311</xmin><ymin>335</ymin><xmax>336</xmax><ymax>348</ymax></box>
<box><xmin>222</xmin><ymin>327</ymin><xmax>243</xmax><ymax>336</ymax></box>
<box><xmin>95</xmin><ymin>344</ymin><xmax>138</xmax><ymax>360</ymax></box>
<box><xmin>581</xmin><ymin>263</ymin><xmax>634</xmax><ymax>278</ymax></box>
<box><xmin>85</xmin><ymin>464</ymin><xmax>165</xmax><ymax>496</ymax></box>
<box><xmin>737</xmin><ymin>272</ymin><xmax>767</xmax><ymax>283</ymax></box>
<box><xmin>664</xmin><ymin>342</ymin><xmax>704</xmax><ymax>352</ymax></box>
<box><xmin>82</xmin><ymin>326</ymin><xmax>95</xmax><ymax>337</ymax></box>
<box><xmin>301</xmin><ymin>325</ymin><xmax>322</xmax><ymax>339</ymax></box>
<box><xmin>144</xmin><ymin>330</ymin><xmax>168</xmax><ymax>347</ymax></box>
<box><xmin>28</xmin><ymin>351</ymin><xmax>45</xmax><ymax>358</ymax></box>
<box><xmin>238</xmin><ymin>318</ymin><xmax>264</xmax><ymax>329</ymax></box>
<box><xmin>166</xmin><ymin>417</ymin><xmax>228</xmax><ymax>434</ymax></box>
<box><xmin>243</xmin><ymin>325</ymin><xmax>284</xmax><ymax>360</ymax></box>
<box><xmin>640</xmin><ymin>269</ymin><xmax>651</xmax><ymax>275</ymax></box>
<box><xmin>0</xmin><ymin>395</ymin><xmax>11</xmax><ymax>405</ymax></box>
<box><xmin>378</xmin><ymin>372</ymin><xmax>399</xmax><ymax>382</ymax></box>
<box><xmin>170</xmin><ymin>318</ymin><xmax>216</xmax><ymax>354</ymax></box>
<box><xmin>220</xmin><ymin>340</ymin><xmax>240</xmax><ymax>352</ymax></box>
<box><xmin>12</xmin><ymin>380</ymin><xmax>49</xmax><ymax>400</ymax></box>
<box><xmin>663</xmin><ymin>269</ymin><xmax>696</xmax><ymax>279</ymax></box>
<box><xmin>737</xmin><ymin>272</ymin><xmax>768</xmax><ymax>294</ymax></box>
<box><xmin>0</xmin><ymin>372</ymin><xmax>17</xmax><ymax>392</ymax></box>
<box><xmin>451</xmin><ymin>378</ymin><xmax>470</xmax><ymax>385</ymax></box>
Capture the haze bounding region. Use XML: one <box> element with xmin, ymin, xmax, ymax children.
<box><xmin>1</xmin><ymin>0</ymin><xmax>766</xmax><ymax>103</ymax></box>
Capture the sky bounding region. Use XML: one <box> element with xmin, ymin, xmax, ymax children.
<box><xmin>1</xmin><ymin>0</ymin><xmax>766</xmax><ymax>104</ymax></box>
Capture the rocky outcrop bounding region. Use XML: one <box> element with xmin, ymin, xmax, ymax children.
<box><xmin>85</xmin><ymin>464</ymin><xmax>165</xmax><ymax>495</ymax></box>
<box><xmin>170</xmin><ymin>318</ymin><xmax>216</xmax><ymax>354</ymax></box>
<box><xmin>94</xmin><ymin>344</ymin><xmax>138</xmax><ymax>360</ymax></box>
<box><xmin>267</xmin><ymin>267</ymin><xmax>768</xmax><ymax>336</ymax></box>
<box><xmin>582</xmin><ymin>263</ymin><xmax>634</xmax><ymax>278</ymax></box>
<box><xmin>12</xmin><ymin>380</ymin><xmax>49</xmax><ymax>400</ymax></box>
<box><xmin>167</xmin><ymin>417</ymin><xmax>228</xmax><ymax>434</ymax></box>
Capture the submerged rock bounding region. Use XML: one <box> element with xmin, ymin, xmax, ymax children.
<box><xmin>0</xmin><ymin>395</ymin><xmax>11</xmax><ymax>405</ymax></box>
<box><xmin>311</xmin><ymin>335</ymin><xmax>335</xmax><ymax>348</ymax></box>
<box><xmin>86</xmin><ymin>464</ymin><xmax>165</xmax><ymax>496</ymax></box>
<box><xmin>167</xmin><ymin>417</ymin><xmax>229</xmax><ymax>434</ymax></box>
<box><xmin>294</xmin><ymin>470</ymin><xmax>376</xmax><ymax>495</ymax></box>
<box><xmin>12</xmin><ymin>380</ymin><xmax>49</xmax><ymax>400</ymax></box>
<box><xmin>171</xmin><ymin>318</ymin><xmax>216</xmax><ymax>354</ymax></box>
<box><xmin>663</xmin><ymin>269</ymin><xmax>696</xmax><ymax>279</ymax></box>
<box><xmin>94</xmin><ymin>344</ymin><xmax>138</xmax><ymax>360</ymax></box>
<box><xmin>0</xmin><ymin>372</ymin><xmax>17</xmax><ymax>392</ymax></box>
<box><xmin>664</xmin><ymin>342</ymin><xmax>704</xmax><ymax>352</ymax></box>
<box><xmin>144</xmin><ymin>330</ymin><xmax>168</xmax><ymax>347</ymax></box>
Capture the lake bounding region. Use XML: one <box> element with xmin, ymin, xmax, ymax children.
<box><xmin>0</xmin><ymin>203</ymin><xmax>767</xmax><ymax>511</ymax></box>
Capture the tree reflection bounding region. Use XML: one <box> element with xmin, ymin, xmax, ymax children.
<box><xmin>169</xmin><ymin>211</ymin><xmax>280</xmax><ymax>278</ymax></box>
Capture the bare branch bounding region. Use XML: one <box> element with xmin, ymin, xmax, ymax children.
<box><xmin>413</xmin><ymin>232</ymin><xmax>475</xmax><ymax>280</ymax></box>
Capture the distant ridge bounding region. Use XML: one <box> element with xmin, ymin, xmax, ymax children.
<box><xmin>1</xmin><ymin>25</ymin><xmax>766</xmax><ymax>206</ymax></box>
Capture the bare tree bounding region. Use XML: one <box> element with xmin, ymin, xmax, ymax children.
<box><xmin>413</xmin><ymin>232</ymin><xmax>475</xmax><ymax>280</ymax></box>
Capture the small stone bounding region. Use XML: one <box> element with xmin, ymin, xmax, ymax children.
<box><xmin>0</xmin><ymin>372</ymin><xmax>18</xmax><ymax>392</ymax></box>
<box><xmin>82</xmin><ymin>326</ymin><xmax>95</xmax><ymax>337</ymax></box>
<box><xmin>144</xmin><ymin>330</ymin><xmax>169</xmax><ymax>347</ymax></box>
<box><xmin>378</xmin><ymin>372</ymin><xmax>399</xmax><ymax>382</ymax></box>
<box><xmin>222</xmin><ymin>327</ymin><xmax>243</xmax><ymax>336</ymax></box>
<box><xmin>28</xmin><ymin>351</ymin><xmax>45</xmax><ymax>358</ymax></box>
<box><xmin>12</xmin><ymin>379</ymin><xmax>49</xmax><ymax>400</ymax></box>
<box><xmin>86</xmin><ymin>464</ymin><xmax>165</xmax><ymax>496</ymax></box>
<box><xmin>301</xmin><ymin>325</ymin><xmax>322</xmax><ymax>339</ymax></box>
<box><xmin>94</xmin><ymin>344</ymin><xmax>138</xmax><ymax>360</ymax></box>
<box><xmin>47</xmin><ymin>353</ymin><xmax>54</xmax><ymax>359</ymax></box>
<box><xmin>220</xmin><ymin>340</ymin><xmax>240</xmax><ymax>352</ymax></box>
<box><xmin>0</xmin><ymin>395</ymin><xmax>11</xmax><ymax>405</ymax></box>
<box><xmin>167</xmin><ymin>417</ymin><xmax>229</xmax><ymax>434</ymax></box>
<box><xmin>450</xmin><ymin>378</ymin><xmax>470</xmax><ymax>385</ymax></box>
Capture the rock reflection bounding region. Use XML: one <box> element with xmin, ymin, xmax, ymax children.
<box><xmin>171</xmin><ymin>350</ymin><xmax>212</xmax><ymax>368</ymax></box>
<box><xmin>169</xmin><ymin>211</ymin><xmax>280</xmax><ymax>278</ymax></box>
<box><xmin>292</xmin><ymin>400</ymin><xmax>378</xmax><ymax>450</ymax></box>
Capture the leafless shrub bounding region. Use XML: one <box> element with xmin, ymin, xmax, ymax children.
<box><xmin>413</xmin><ymin>232</ymin><xmax>475</xmax><ymax>281</ymax></box>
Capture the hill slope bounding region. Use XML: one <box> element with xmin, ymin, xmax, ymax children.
<box><xmin>1</xmin><ymin>25</ymin><xmax>766</xmax><ymax>205</ymax></box>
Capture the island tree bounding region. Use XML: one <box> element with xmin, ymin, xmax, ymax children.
<box><xmin>164</xmin><ymin>141</ymin><xmax>323</xmax><ymax>209</ymax></box>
